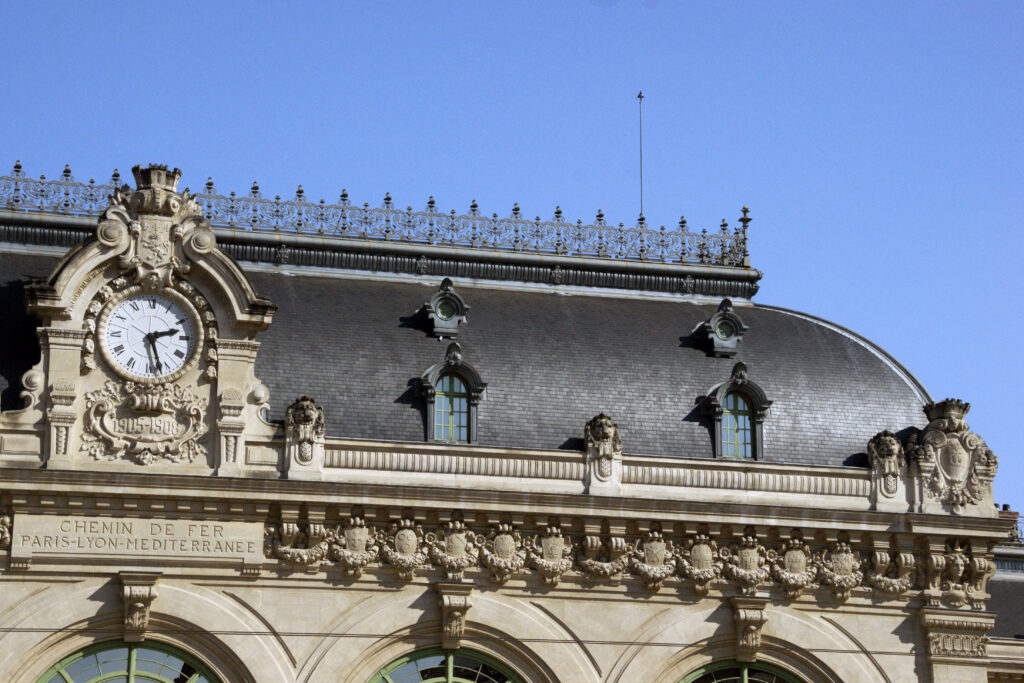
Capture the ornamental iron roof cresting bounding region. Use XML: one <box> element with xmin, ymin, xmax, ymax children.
<box><xmin>0</xmin><ymin>162</ymin><xmax>752</xmax><ymax>266</ymax></box>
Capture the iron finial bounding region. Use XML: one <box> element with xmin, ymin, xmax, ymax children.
<box><xmin>63</xmin><ymin>164</ymin><xmax>71</xmax><ymax>179</ymax></box>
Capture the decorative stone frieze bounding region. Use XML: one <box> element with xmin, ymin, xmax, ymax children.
<box><xmin>630</xmin><ymin>522</ymin><xmax>676</xmax><ymax>591</ymax></box>
<box><xmin>677</xmin><ymin>525</ymin><xmax>724</xmax><ymax>595</ymax></box>
<box><xmin>119</xmin><ymin>571</ymin><xmax>160</xmax><ymax>642</ymax></box>
<box><xmin>435</xmin><ymin>582</ymin><xmax>473</xmax><ymax>650</ymax></box>
<box><xmin>80</xmin><ymin>380</ymin><xmax>209</xmax><ymax>465</ymax></box>
<box><xmin>425</xmin><ymin>512</ymin><xmax>479</xmax><ymax>581</ymax></box>
<box><xmin>584</xmin><ymin>413</ymin><xmax>623</xmax><ymax>495</ymax></box>
<box><xmin>919</xmin><ymin>608</ymin><xmax>994</xmax><ymax>661</ymax></box>
<box><xmin>819</xmin><ymin>532</ymin><xmax>864</xmax><ymax>601</ymax></box>
<box><xmin>722</xmin><ymin>527</ymin><xmax>769</xmax><ymax>596</ymax></box>
<box><xmin>730</xmin><ymin>596</ymin><xmax>768</xmax><ymax>662</ymax></box>
<box><xmin>285</xmin><ymin>396</ymin><xmax>325</xmax><ymax>479</ymax></box>
<box><xmin>378</xmin><ymin>515</ymin><xmax>429</xmax><ymax>580</ymax></box>
<box><xmin>769</xmin><ymin>530</ymin><xmax>817</xmax><ymax>599</ymax></box>
<box><xmin>907</xmin><ymin>399</ymin><xmax>998</xmax><ymax>515</ymax></box>
<box><xmin>525</xmin><ymin>518</ymin><xmax>573</xmax><ymax>586</ymax></box>
<box><xmin>478</xmin><ymin>521</ymin><xmax>527</xmax><ymax>584</ymax></box>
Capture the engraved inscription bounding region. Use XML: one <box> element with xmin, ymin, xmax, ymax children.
<box><xmin>12</xmin><ymin>515</ymin><xmax>262</xmax><ymax>564</ymax></box>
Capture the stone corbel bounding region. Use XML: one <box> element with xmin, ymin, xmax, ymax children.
<box><xmin>730</xmin><ymin>596</ymin><xmax>768</xmax><ymax>662</ymax></box>
<box><xmin>435</xmin><ymin>582</ymin><xmax>473</xmax><ymax>650</ymax></box>
<box><xmin>120</xmin><ymin>571</ymin><xmax>160</xmax><ymax>642</ymax></box>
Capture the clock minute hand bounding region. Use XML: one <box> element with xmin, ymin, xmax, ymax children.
<box><xmin>144</xmin><ymin>332</ymin><xmax>163</xmax><ymax>373</ymax></box>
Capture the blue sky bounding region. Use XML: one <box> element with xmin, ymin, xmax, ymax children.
<box><xmin>2</xmin><ymin>2</ymin><xmax>1022</xmax><ymax>513</ymax></box>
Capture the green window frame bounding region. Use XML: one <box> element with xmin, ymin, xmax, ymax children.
<box><xmin>368</xmin><ymin>648</ymin><xmax>522</xmax><ymax>683</ymax></box>
<box><xmin>721</xmin><ymin>391</ymin><xmax>753</xmax><ymax>458</ymax></box>
<box><xmin>434</xmin><ymin>373</ymin><xmax>469</xmax><ymax>442</ymax></box>
<box><xmin>680</xmin><ymin>660</ymin><xmax>802</xmax><ymax>683</ymax></box>
<box><xmin>35</xmin><ymin>640</ymin><xmax>220</xmax><ymax>683</ymax></box>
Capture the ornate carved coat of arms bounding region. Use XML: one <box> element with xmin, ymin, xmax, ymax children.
<box><xmin>907</xmin><ymin>399</ymin><xmax>998</xmax><ymax>514</ymax></box>
<box><xmin>329</xmin><ymin>511</ymin><xmax>379</xmax><ymax>578</ymax></box>
<box><xmin>677</xmin><ymin>526</ymin><xmax>723</xmax><ymax>595</ymax></box>
<box><xmin>768</xmin><ymin>531</ymin><xmax>818</xmax><ymax>599</ymax></box>
<box><xmin>478</xmin><ymin>522</ymin><xmax>527</xmax><ymax>584</ymax></box>
<box><xmin>80</xmin><ymin>381</ymin><xmax>208</xmax><ymax>465</ymax></box>
<box><xmin>630</xmin><ymin>523</ymin><xmax>677</xmax><ymax>591</ymax></box>
<box><xmin>525</xmin><ymin>519</ymin><xmax>573</xmax><ymax>586</ymax></box>
<box><xmin>378</xmin><ymin>517</ymin><xmax>430</xmax><ymax>581</ymax></box>
<box><xmin>722</xmin><ymin>527</ymin><xmax>769</xmax><ymax>596</ymax></box>
<box><xmin>819</xmin><ymin>532</ymin><xmax>864</xmax><ymax>600</ymax></box>
<box><xmin>425</xmin><ymin>512</ymin><xmax>479</xmax><ymax>581</ymax></box>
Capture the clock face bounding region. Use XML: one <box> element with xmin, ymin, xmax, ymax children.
<box><xmin>101</xmin><ymin>294</ymin><xmax>197</xmax><ymax>380</ymax></box>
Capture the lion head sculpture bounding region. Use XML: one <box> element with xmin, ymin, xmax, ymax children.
<box><xmin>585</xmin><ymin>413</ymin><xmax>622</xmax><ymax>482</ymax></box>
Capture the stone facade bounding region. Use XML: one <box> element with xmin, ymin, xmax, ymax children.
<box><xmin>0</xmin><ymin>164</ymin><xmax>1018</xmax><ymax>682</ymax></box>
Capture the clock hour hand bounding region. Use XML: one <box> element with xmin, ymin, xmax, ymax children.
<box><xmin>150</xmin><ymin>328</ymin><xmax>179</xmax><ymax>340</ymax></box>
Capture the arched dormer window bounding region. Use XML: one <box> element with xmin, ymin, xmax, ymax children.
<box><xmin>435</xmin><ymin>373</ymin><xmax>469</xmax><ymax>442</ymax></box>
<box><xmin>704</xmin><ymin>362</ymin><xmax>772</xmax><ymax>460</ymax></box>
<box><xmin>420</xmin><ymin>342</ymin><xmax>486</xmax><ymax>443</ymax></box>
<box><xmin>721</xmin><ymin>392</ymin><xmax>753</xmax><ymax>458</ymax></box>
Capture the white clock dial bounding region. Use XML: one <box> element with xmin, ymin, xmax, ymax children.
<box><xmin>102</xmin><ymin>294</ymin><xmax>197</xmax><ymax>380</ymax></box>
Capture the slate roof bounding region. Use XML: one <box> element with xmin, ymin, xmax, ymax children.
<box><xmin>990</xmin><ymin>577</ymin><xmax>1024</xmax><ymax>638</ymax></box>
<box><xmin>0</xmin><ymin>248</ymin><xmax>930</xmax><ymax>467</ymax></box>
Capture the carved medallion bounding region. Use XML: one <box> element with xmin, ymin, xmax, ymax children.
<box><xmin>79</xmin><ymin>380</ymin><xmax>208</xmax><ymax>465</ymax></box>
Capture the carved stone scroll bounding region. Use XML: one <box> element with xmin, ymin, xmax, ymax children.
<box><xmin>79</xmin><ymin>381</ymin><xmax>208</xmax><ymax>465</ymax></box>
<box><xmin>120</xmin><ymin>571</ymin><xmax>160</xmax><ymax>642</ymax></box>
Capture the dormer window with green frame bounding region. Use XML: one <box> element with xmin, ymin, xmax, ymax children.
<box><xmin>420</xmin><ymin>342</ymin><xmax>487</xmax><ymax>444</ymax></box>
<box><xmin>721</xmin><ymin>392</ymin><xmax>753</xmax><ymax>458</ymax></box>
<box><xmin>704</xmin><ymin>362</ymin><xmax>772</xmax><ymax>460</ymax></box>
<box><xmin>434</xmin><ymin>373</ymin><xmax>469</xmax><ymax>442</ymax></box>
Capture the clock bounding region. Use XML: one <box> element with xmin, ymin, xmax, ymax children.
<box><xmin>96</xmin><ymin>288</ymin><xmax>203</xmax><ymax>383</ymax></box>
